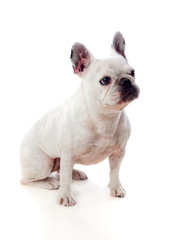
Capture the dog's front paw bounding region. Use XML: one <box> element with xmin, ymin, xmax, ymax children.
<box><xmin>110</xmin><ymin>186</ymin><xmax>126</xmax><ymax>198</ymax></box>
<box><xmin>58</xmin><ymin>192</ymin><xmax>76</xmax><ymax>207</ymax></box>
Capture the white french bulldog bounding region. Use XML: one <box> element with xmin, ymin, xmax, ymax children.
<box><xmin>20</xmin><ymin>32</ymin><xmax>140</xmax><ymax>206</ymax></box>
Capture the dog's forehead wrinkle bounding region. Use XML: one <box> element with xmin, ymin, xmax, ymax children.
<box><xmin>94</xmin><ymin>59</ymin><xmax>131</xmax><ymax>80</ymax></box>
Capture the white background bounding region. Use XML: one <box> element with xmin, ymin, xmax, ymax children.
<box><xmin>0</xmin><ymin>0</ymin><xmax>187</xmax><ymax>239</ymax></box>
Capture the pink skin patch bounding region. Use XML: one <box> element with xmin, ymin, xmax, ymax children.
<box><xmin>111</xmin><ymin>92</ymin><xmax>120</xmax><ymax>101</ymax></box>
<box><xmin>73</xmin><ymin>52</ymin><xmax>88</xmax><ymax>74</ymax></box>
<box><xmin>51</xmin><ymin>158</ymin><xmax>60</xmax><ymax>172</ymax></box>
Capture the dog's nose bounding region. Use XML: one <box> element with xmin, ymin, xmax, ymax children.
<box><xmin>119</xmin><ymin>78</ymin><xmax>132</xmax><ymax>88</ymax></box>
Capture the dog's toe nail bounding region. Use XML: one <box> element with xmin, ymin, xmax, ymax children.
<box><xmin>80</xmin><ymin>177</ymin><xmax>87</xmax><ymax>180</ymax></box>
<box><xmin>59</xmin><ymin>198</ymin><xmax>63</xmax><ymax>205</ymax></box>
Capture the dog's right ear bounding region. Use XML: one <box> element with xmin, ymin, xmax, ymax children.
<box><xmin>70</xmin><ymin>43</ymin><xmax>95</xmax><ymax>77</ymax></box>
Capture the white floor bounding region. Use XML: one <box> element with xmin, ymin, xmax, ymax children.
<box><xmin>1</xmin><ymin>140</ymin><xmax>187</xmax><ymax>240</ymax></box>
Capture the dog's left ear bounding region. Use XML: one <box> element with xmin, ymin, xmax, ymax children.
<box><xmin>111</xmin><ymin>31</ymin><xmax>127</xmax><ymax>60</ymax></box>
<box><xmin>70</xmin><ymin>43</ymin><xmax>95</xmax><ymax>77</ymax></box>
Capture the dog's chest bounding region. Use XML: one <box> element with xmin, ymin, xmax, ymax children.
<box><xmin>74</xmin><ymin>135</ymin><xmax>118</xmax><ymax>165</ymax></box>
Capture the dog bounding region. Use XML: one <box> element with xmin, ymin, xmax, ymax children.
<box><xmin>20</xmin><ymin>32</ymin><xmax>140</xmax><ymax>206</ymax></box>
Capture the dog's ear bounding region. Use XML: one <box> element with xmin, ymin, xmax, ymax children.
<box><xmin>111</xmin><ymin>31</ymin><xmax>127</xmax><ymax>60</ymax></box>
<box><xmin>70</xmin><ymin>43</ymin><xmax>95</xmax><ymax>77</ymax></box>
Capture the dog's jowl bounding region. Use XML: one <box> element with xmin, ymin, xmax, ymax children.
<box><xmin>20</xmin><ymin>32</ymin><xmax>140</xmax><ymax>206</ymax></box>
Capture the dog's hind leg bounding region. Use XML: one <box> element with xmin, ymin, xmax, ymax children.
<box><xmin>20</xmin><ymin>177</ymin><xmax>60</xmax><ymax>190</ymax></box>
<box><xmin>20</xmin><ymin>143</ymin><xmax>60</xmax><ymax>190</ymax></box>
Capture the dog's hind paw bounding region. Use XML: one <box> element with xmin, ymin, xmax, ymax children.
<box><xmin>20</xmin><ymin>177</ymin><xmax>60</xmax><ymax>190</ymax></box>
<box><xmin>47</xmin><ymin>177</ymin><xmax>60</xmax><ymax>190</ymax></box>
<box><xmin>72</xmin><ymin>169</ymin><xmax>88</xmax><ymax>180</ymax></box>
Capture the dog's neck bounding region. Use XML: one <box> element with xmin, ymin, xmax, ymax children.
<box><xmin>93</xmin><ymin>111</ymin><xmax>122</xmax><ymax>137</ymax></box>
<box><xmin>84</xmin><ymin>94</ymin><xmax>122</xmax><ymax>137</ymax></box>
<box><xmin>73</xmin><ymin>85</ymin><xmax>123</xmax><ymax>137</ymax></box>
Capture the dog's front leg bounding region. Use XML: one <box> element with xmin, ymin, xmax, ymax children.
<box><xmin>108</xmin><ymin>150</ymin><xmax>126</xmax><ymax>198</ymax></box>
<box><xmin>58</xmin><ymin>154</ymin><xmax>76</xmax><ymax>206</ymax></box>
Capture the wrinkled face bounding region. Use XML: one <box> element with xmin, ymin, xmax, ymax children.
<box><xmin>70</xmin><ymin>31</ymin><xmax>140</xmax><ymax>111</ymax></box>
<box><xmin>86</xmin><ymin>56</ymin><xmax>140</xmax><ymax>110</ymax></box>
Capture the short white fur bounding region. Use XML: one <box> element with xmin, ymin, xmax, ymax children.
<box><xmin>20</xmin><ymin>32</ymin><xmax>139</xmax><ymax>206</ymax></box>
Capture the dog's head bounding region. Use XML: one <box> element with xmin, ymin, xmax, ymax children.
<box><xmin>70</xmin><ymin>32</ymin><xmax>140</xmax><ymax>111</ymax></box>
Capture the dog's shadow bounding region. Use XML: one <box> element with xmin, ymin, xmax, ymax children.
<box><xmin>19</xmin><ymin>177</ymin><xmax>124</xmax><ymax>240</ymax></box>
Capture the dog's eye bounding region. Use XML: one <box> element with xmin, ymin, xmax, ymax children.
<box><xmin>130</xmin><ymin>70</ymin><xmax>135</xmax><ymax>77</ymax></box>
<box><xmin>100</xmin><ymin>76</ymin><xmax>111</xmax><ymax>86</ymax></box>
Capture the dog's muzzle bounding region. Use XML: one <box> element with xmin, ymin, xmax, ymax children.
<box><xmin>118</xmin><ymin>78</ymin><xmax>140</xmax><ymax>102</ymax></box>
